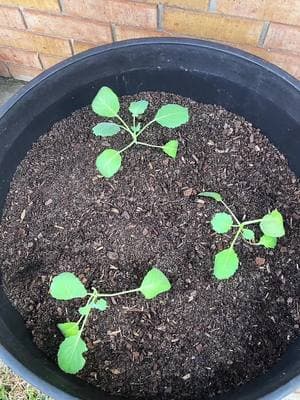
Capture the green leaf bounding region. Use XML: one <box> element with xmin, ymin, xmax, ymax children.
<box><xmin>93</xmin><ymin>299</ymin><xmax>108</xmax><ymax>311</ymax></box>
<box><xmin>214</xmin><ymin>248</ymin><xmax>239</xmax><ymax>280</ymax></box>
<box><xmin>58</xmin><ymin>335</ymin><xmax>87</xmax><ymax>374</ymax></box>
<box><xmin>50</xmin><ymin>272</ymin><xmax>87</xmax><ymax>300</ymax></box>
<box><xmin>162</xmin><ymin>139</ymin><xmax>179</xmax><ymax>159</ymax></box>
<box><xmin>96</xmin><ymin>149</ymin><xmax>122</xmax><ymax>178</ymax></box>
<box><xmin>198</xmin><ymin>192</ymin><xmax>223</xmax><ymax>202</ymax></box>
<box><xmin>155</xmin><ymin>104</ymin><xmax>189</xmax><ymax>128</ymax></box>
<box><xmin>259</xmin><ymin>209</ymin><xmax>285</xmax><ymax>238</ymax></box>
<box><xmin>57</xmin><ymin>322</ymin><xmax>79</xmax><ymax>338</ymax></box>
<box><xmin>91</xmin><ymin>86</ymin><xmax>120</xmax><ymax>117</ymax></box>
<box><xmin>92</xmin><ymin>122</ymin><xmax>120</xmax><ymax>137</ymax></box>
<box><xmin>131</xmin><ymin>122</ymin><xmax>141</xmax><ymax>134</ymax></box>
<box><xmin>79</xmin><ymin>304</ymin><xmax>92</xmax><ymax>316</ymax></box>
<box><xmin>242</xmin><ymin>228</ymin><xmax>255</xmax><ymax>241</ymax></box>
<box><xmin>139</xmin><ymin>268</ymin><xmax>171</xmax><ymax>299</ymax></box>
<box><xmin>129</xmin><ymin>100</ymin><xmax>149</xmax><ymax>117</ymax></box>
<box><xmin>211</xmin><ymin>212</ymin><xmax>233</xmax><ymax>234</ymax></box>
<box><xmin>258</xmin><ymin>234</ymin><xmax>277</xmax><ymax>249</ymax></box>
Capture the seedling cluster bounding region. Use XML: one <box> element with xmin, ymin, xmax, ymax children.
<box><xmin>50</xmin><ymin>268</ymin><xmax>171</xmax><ymax>374</ymax></box>
<box><xmin>91</xmin><ymin>86</ymin><xmax>189</xmax><ymax>178</ymax></box>
<box><xmin>199</xmin><ymin>192</ymin><xmax>285</xmax><ymax>279</ymax></box>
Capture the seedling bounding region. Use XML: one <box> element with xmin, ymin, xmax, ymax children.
<box><xmin>199</xmin><ymin>192</ymin><xmax>285</xmax><ymax>280</ymax></box>
<box><xmin>50</xmin><ymin>268</ymin><xmax>171</xmax><ymax>374</ymax></box>
<box><xmin>91</xmin><ymin>87</ymin><xmax>189</xmax><ymax>178</ymax></box>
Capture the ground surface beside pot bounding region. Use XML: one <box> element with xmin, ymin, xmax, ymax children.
<box><xmin>0</xmin><ymin>91</ymin><xmax>300</xmax><ymax>399</ymax></box>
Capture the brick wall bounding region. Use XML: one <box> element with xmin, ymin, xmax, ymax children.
<box><xmin>0</xmin><ymin>0</ymin><xmax>299</xmax><ymax>81</ymax></box>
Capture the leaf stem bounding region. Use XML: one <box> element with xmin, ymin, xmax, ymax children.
<box><xmin>230</xmin><ymin>224</ymin><xmax>244</xmax><ymax>249</ymax></box>
<box><xmin>118</xmin><ymin>140</ymin><xmax>135</xmax><ymax>154</ymax></box>
<box><xmin>78</xmin><ymin>290</ymin><xmax>97</xmax><ymax>334</ymax></box>
<box><xmin>221</xmin><ymin>200</ymin><xmax>240</xmax><ymax>225</ymax></box>
<box><xmin>136</xmin><ymin>119</ymin><xmax>156</xmax><ymax>138</ymax></box>
<box><xmin>136</xmin><ymin>141</ymin><xmax>162</xmax><ymax>149</ymax></box>
<box><xmin>97</xmin><ymin>287</ymin><xmax>140</xmax><ymax>298</ymax></box>
<box><xmin>242</xmin><ymin>218</ymin><xmax>262</xmax><ymax>226</ymax></box>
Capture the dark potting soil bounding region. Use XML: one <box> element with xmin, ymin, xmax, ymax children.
<box><xmin>0</xmin><ymin>91</ymin><xmax>300</xmax><ymax>400</ymax></box>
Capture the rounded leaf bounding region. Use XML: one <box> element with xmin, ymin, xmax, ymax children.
<box><xmin>198</xmin><ymin>192</ymin><xmax>223</xmax><ymax>202</ymax></box>
<box><xmin>140</xmin><ymin>268</ymin><xmax>171</xmax><ymax>299</ymax></box>
<box><xmin>93</xmin><ymin>299</ymin><xmax>108</xmax><ymax>311</ymax></box>
<box><xmin>91</xmin><ymin>86</ymin><xmax>120</xmax><ymax>117</ymax></box>
<box><xmin>92</xmin><ymin>122</ymin><xmax>120</xmax><ymax>137</ymax></box>
<box><xmin>58</xmin><ymin>335</ymin><xmax>87</xmax><ymax>374</ymax></box>
<box><xmin>259</xmin><ymin>210</ymin><xmax>285</xmax><ymax>238</ymax></box>
<box><xmin>96</xmin><ymin>149</ymin><xmax>122</xmax><ymax>178</ymax></box>
<box><xmin>50</xmin><ymin>272</ymin><xmax>87</xmax><ymax>300</ymax></box>
<box><xmin>242</xmin><ymin>228</ymin><xmax>255</xmax><ymax>241</ymax></box>
<box><xmin>129</xmin><ymin>100</ymin><xmax>149</xmax><ymax>117</ymax></box>
<box><xmin>57</xmin><ymin>322</ymin><xmax>79</xmax><ymax>338</ymax></box>
<box><xmin>211</xmin><ymin>212</ymin><xmax>233</xmax><ymax>234</ymax></box>
<box><xmin>162</xmin><ymin>139</ymin><xmax>179</xmax><ymax>159</ymax></box>
<box><xmin>155</xmin><ymin>104</ymin><xmax>189</xmax><ymax>128</ymax></box>
<box><xmin>258</xmin><ymin>234</ymin><xmax>277</xmax><ymax>249</ymax></box>
<box><xmin>214</xmin><ymin>248</ymin><xmax>239</xmax><ymax>280</ymax></box>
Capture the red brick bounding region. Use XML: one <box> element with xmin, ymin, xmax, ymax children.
<box><xmin>115</xmin><ymin>25</ymin><xmax>170</xmax><ymax>41</ymax></box>
<box><xmin>0</xmin><ymin>0</ymin><xmax>60</xmax><ymax>11</ymax></box>
<box><xmin>0</xmin><ymin>27</ymin><xmax>72</xmax><ymax>56</ymax></box>
<box><xmin>0</xmin><ymin>60</ymin><xmax>10</xmax><ymax>76</ymax></box>
<box><xmin>142</xmin><ymin>0</ymin><xmax>208</xmax><ymax>9</ymax></box>
<box><xmin>0</xmin><ymin>46</ymin><xmax>40</xmax><ymax>67</ymax></box>
<box><xmin>23</xmin><ymin>9</ymin><xmax>112</xmax><ymax>43</ymax></box>
<box><xmin>0</xmin><ymin>6</ymin><xmax>25</xmax><ymax>29</ymax></box>
<box><xmin>63</xmin><ymin>0</ymin><xmax>157</xmax><ymax>29</ymax></box>
<box><xmin>7</xmin><ymin>62</ymin><xmax>41</xmax><ymax>80</ymax></box>
<box><xmin>217</xmin><ymin>0</ymin><xmax>300</xmax><ymax>27</ymax></box>
<box><xmin>165</xmin><ymin>8</ymin><xmax>263</xmax><ymax>46</ymax></box>
<box><xmin>265</xmin><ymin>23</ymin><xmax>300</xmax><ymax>54</ymax></box>
<box><xmin>72</xmin><ymin>40</ymin><xmax>98</xmax><ymax>53</ymax></box>
<box><xmin>39</xmin><ymin>53</ymin><xmax>65</xmax><ymax>69</ymax></box>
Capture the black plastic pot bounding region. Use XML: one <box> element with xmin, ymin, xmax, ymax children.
<box><xmin>0</xmin><ymin>38</ymin><xmax>299</xmax><ymax>400</ymax></box>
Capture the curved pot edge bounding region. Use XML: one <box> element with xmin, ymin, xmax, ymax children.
<box><xmin>0</xmin><ymin>37</ymin><xmax>299</xmax><ymax>121</ymax></box>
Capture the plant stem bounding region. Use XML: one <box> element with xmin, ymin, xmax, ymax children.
<box><xmin>77</xmin><ymin>290</ymin><xmax>97</xmax><ymax>332</ymax></box>
<box><xmin>137</xmin><ymin>141</ymin><xmax>162</xmax><ymax>149</ymax></box>
<box><xmin>136</xmin><ymin>119</ymin><xmax>155</xmax><ymax>138</ymax></box>
<box><xmin>118</xmin><ymin>140</ymin><xmax>135</xmax><ymax>154</ymax></box>
<box><xmin>97</xmin><ymin>287</ymin><xmax>140</xmax><ymax>298</ymax></box>
<box><xmin>221</xmin><ymin>200</ymin><xmax>240</xmax><ymax>225</ymax></box>
<box><xmin>230</xmin><ymin>224</ymin><xmax>244</xmax><ymax>249</ymax></box>
<box><xmin>242</xmin><ymin>218</ymin><xmax>262</xmax><ymax>226</ymax></box>
<box><xmin>133</xmin><ymin>115</ymin><xmax>136</xmax><ymax>132</ymax></box>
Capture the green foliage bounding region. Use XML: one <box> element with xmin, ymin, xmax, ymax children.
<box><xmin>92</xmin><ymin>86</ymin><xmax>120</xmax><ymax>117</ymax></box>
<box><xmin>242</xmin><ymin>228</ymin><xmax>255</xmax><ymax>241</ymax></box>
<box><xmin>96</xmin><ymin>148</ymin><xmax>122</xmax><ymax>178</ymax></box>
<box><xmin>162</xmin><ymin>139</ymin><xmax>179</xmax><ymax>159</ymax></box>
<box><xmin>139</xmin><ymin>268</ymin><xmax>171</xmax><ymax>299</ymax></box>
<box><xmin>258</xmin><ymin>234</ymin><xmax>277</xmax><ymax>249</ymax></box>
<box><xmin>214</xmin><ymin>248</ymin><xmax>239</xmax><ymax>280</ymax></box>
<box><xmin>58</xmin><ymin>335</ymin><xmax>87</xmax><ymax>374</ymax></box>
<box><xmin>91</xmin><ymin>87</ymin><xmax>190</xmax><ymax>178</ymax></box>
<box><xmin>57</xmin><ymin>322</ymin><xmax>79</xmax><ymax>338</ymax></box>
<box><xmin>154</xmin><ymin>104</ymin><xmax>189</xmax><ymax>128</ymax></box>
<box><xmin>198</xmin><ymin>192</ymin><xmax>223</xmax><ymax>202</ymax></box>
<box><xmin>50</xmin><ymin>272</ymin><xmax>87</xmax><ymax>300</ymax></box>
<box><xmin>92</xmin><ymin>122</ymin><xmax>120</xmax><ymax>137</ymax></box>
<box><xmin>259</xmin><ymin>209</ymin><xmax>285</xmax><ymax>238</ymax></box>
<box><xmin>129</xmin><ymin>100</ymin><xmax>149</xmax><ymax>117</ymax></box>
<box><xmin>211</xmin><ymin>212</ymin><xmax>233</xmax><ymax>234</ymax></box>
<box><xmin>200</xmin><ymin>192</ymin><xmax>285</xmax><ymax>280</ymax></box>
<box><xmin>50</xmin><ymin>268</ymin><xmax>171</xmax><ymax>374</ymax></box>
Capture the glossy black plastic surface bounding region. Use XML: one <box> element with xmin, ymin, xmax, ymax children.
<box><xmin>0</xmin><ymin>38</ymin><xmax>299</xmax><ymax>400</ymax></box>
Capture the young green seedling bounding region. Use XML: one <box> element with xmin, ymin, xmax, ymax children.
<box><xmin>91</xmin><ymin>86</ymin><xmax>189</xmax><ymax>178</ymax></box>
<box><xmin>50</xmin><ymin>268</ymin><xmax>171</xmax><ymax>374</ymax></box>
<box><xmin>199</xmin><ymin>192</ymin><xmax>285</xmax><ymax>280</ymax></box>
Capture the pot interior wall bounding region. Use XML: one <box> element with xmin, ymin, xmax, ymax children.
<box><xmin>0</xmin><ymin>39</ymin><xmax>299</xmax><ymax>400</ymax></box>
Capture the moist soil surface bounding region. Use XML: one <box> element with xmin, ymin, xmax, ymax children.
<box><xmin>1</xmin><ymin>92</ymin><xmax>300</xmax><ymax>399</ymax></box>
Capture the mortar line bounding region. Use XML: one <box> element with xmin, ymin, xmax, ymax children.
<box><xmin>259</xmin><ymin>21</ymin><xmax>270</xmax><ymax>47</ymax></box>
